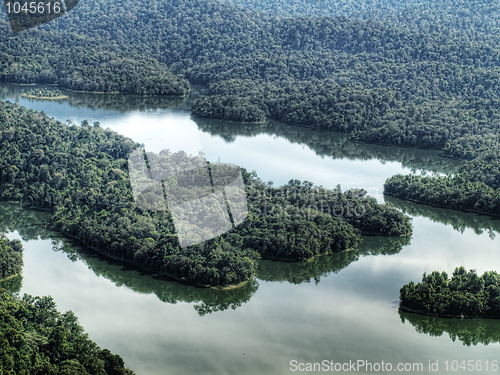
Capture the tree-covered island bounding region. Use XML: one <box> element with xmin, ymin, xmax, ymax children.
<box><xmin>400</xmin><ymin>267</ymin><xmax>500</xmax><ymax>318</ymax></box>
<box><xmin>0</xmin><ymin>99</ymin><xmax>411</xmax><ymax>288</ymax></box>
<box><xmin>22</xmin><ymin>88</ymin><xmax>69</xmax><ymax>100</ymax></box>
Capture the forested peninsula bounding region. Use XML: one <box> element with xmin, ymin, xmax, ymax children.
<box><xmin>0</xmin><ymin>233</ymin><xmax>133</xmax><ymax>374</ymax></box>
<box><xmin>400</xmin><ymin>267</ymin><xmax>500</xmax><ymax>318</ymax></box>
<box><xmin>0</xmin><ymin>290</ymin><xmax>134</xmax><ymax>374</ymax></box>
<box><xmin>0</xmin><ymin>100</ymin><xmax>411</xmax><ymax>287</ymax></box>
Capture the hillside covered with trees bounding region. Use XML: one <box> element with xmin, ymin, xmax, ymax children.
<box><xmin>0</xmin><ymin>99</ymin><xmax>411</xmax><ymax>287</ymax></box>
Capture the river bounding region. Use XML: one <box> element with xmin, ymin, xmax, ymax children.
<box><xmin>1</xmin><ymin>84</ymin><xmax>500</xmax><ymax>375</ymax></box>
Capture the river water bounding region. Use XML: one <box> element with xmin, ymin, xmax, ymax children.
<box><xmin>1</xmin><ymin>84</ymin><xmax>500</xmax><ymax>375</ymax></box>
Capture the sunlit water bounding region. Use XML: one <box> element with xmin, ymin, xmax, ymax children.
<box><xmin>1</xmin><ymin>84</ymin><xmax>499</xmax><ymax>375</ymax></box>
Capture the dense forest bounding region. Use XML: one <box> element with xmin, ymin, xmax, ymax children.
<box><xmin>0</xmin><ymin>201</ymin><xmax>260</xmax><ymax>315</ymax></box>
<box><xmin>1</xmin><ymin>0</ymin><xmax>499</xmax><ymax>216</ymax></box>
<box><xmin>0</xmin><ymin>290</ymin><xmax>134</xmax><ymax>374</ymax></box>
<box><xmin>0</xmin><ymin>202</ymin><xmax>413</xmax><ymax>315</ymax></box>
<box><xmin>0</xmin><ymin>100</ymin><xmax>410</xmax><ymax>286</ymax></box>
<box><xmin>400</xmin><ymin>267</ymin><xmax>500</xmax><ymax>318</ymax></box>
<box><xmin>384</xmin><ymin>174</ymin><xmax>500</xmax><ymax>217</ymax></box>
<box><xmin>0</xmin><ymin>234</ymin><xmax>22</xmax><ymax>280</ymax></box>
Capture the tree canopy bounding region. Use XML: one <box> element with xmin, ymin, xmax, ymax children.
<box><xmin>400</xmin><ymin>267</ymin><xmax>500</xmax><ymax>318</ymax></box>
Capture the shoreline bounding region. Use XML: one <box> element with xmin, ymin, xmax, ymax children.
<box><xmin>260</xmin><ymin>246</ymin><xmax>357</xmax><ymax>263</ymax></box>
<box><xmin>3</xmin><ymin>198</ymin><xmax>411</xmax><ymax>290</ymax></box>
<box><xmin>399</xmin><ymin>305</ymin><xmax>500</xmax><ymax>320</ymax></box>
<box><xmin>22</xmin><ymin>94</ymin><xmax>69</xmax><ymax>100</ymax></box>
<box><xmin>55</xmin><ymin>230</ymin><xmax>252</xmax><ymax>291</ymax></box>
<box><xmin>3</xmin><ymin>81</ymin><xmax>190</xmax><ymax>98</ymax></box>
<box><xmin>191</xmin><ymin>113</ymin><xmax>267</xmax><ymax>125</ymax></box>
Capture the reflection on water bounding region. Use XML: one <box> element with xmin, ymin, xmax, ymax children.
<box><xmin>0</xmin><ymin>201</ymin><xmax>411</xmax><ymax>314</ymax></box>
<box><xmin>0</xmin><ymin>202</ymin><xmax>257</xmax><ymax>315</ymax></box>
<box><xmin>0</xmin><ymin>202</ymin><xmax>53</xmax><ymax>241</ymax></box>
<box><xmin>0</xmin><ymin>83</ymin><xmax>461</xmax><ymax>204</ymax></box>
<box><xmin>400</xmin><ymin>310</ymin><xmax>500</xmax><ymax>346</ymax></box>
<box><xmin>53</xmin><ymin>240</ymin><xmax>260</xmax><ymax>316</ymax></box>
<box><xmin>385</xmin><ymin>195</ymin><xmax>500</xmax><ymax>239</ymax></box>
<box><xmin>257</xmin><ymin>236</ymin><xmax>411</xmax><ymax>285</ymax></box>
<box><xmin>194</xmin><ymin>117</ymin><xmax>462</xmax><ymax>175</ymax></box>
<box><xmin>0</xmin><ymin>83</ymin><xmax>190</xmax><ymax>112</ymax></box>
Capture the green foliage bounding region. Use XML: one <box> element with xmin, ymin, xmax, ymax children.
<box><xmin>384</xmin><ymin>173</ymin><xmax>500</xmax><ymax>217</ymax></box>
<box><xmin>0</xmin><ymin>290</ymin><xmax>134</xmax><ymax>374</ymax></box>
<box><xmin>24</xmin><ymin>88</ymin><xmax>64</xmax><ymax>98</ymax></box>
<box><xmin>193</xmin><ymin>95</ymin><xmax>266</xmax><ymax>122</ymax></box>
<box><xmin>0</xmin><ymin>235</ymin><xmax>23</xmax><ymax>280</ymax></box>
<box><xmin>0</xmin><ymin>23</ymin><xmax>189</xmax><ymax>95</ymax></box>
<box><xmin>1</xmin><ymin>0</ymin><xmax>500</xmax><ymax>216</ymax></box>
<box><xmin>400</xmin><ymin>267</ymin><xmax>500</xmax><ymax>318</ymax></box>
<box><xmin>1</xmin><ymin>0</ymin><xmax>500</xmax><ymax>155</ymax></box>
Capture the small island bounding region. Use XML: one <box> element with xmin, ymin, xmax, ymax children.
<box><xmin>400</xmin><ymin>267</ymin><xmax>500</xmax><ymax>318</ymax></box>
<box><xmin>22</xmin><ymin>88</ymin><xmax>68</xmax><ymax>100</ymax></box>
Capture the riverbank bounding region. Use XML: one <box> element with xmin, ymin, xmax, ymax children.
<box><xmin>399</xmin><ymin>305</ymin><xmax>500</xmax><ymax>320</ymax></box>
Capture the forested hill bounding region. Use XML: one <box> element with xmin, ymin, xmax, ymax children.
<box><xmin>227</xmin><ymin>0</ymin><xmax>500</xmax><ymax>44</ymax></box>
<box><xmin>2</xmin><ymin>0</ymin><xmax>499</xmax><ymax>158</ymax></box>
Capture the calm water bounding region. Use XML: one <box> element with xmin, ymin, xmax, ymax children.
<box><xmin>2</xmin><ymin>84</ymin><xmax>500</xmax><ymax>375</ymax></box>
